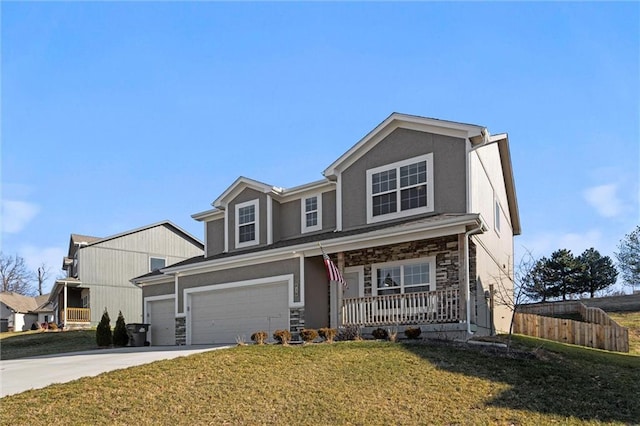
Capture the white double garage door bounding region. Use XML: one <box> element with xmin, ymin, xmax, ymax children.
<box><xmin>147</xmin><ymin>277</ymin><xmax>291</xmax><ymax>345</ymax></box>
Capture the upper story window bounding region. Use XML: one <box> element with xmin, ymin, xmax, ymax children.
<box><xmin>150</xmin><ymin>257</ymin><xmax>166</xmax><ymax>272</ymax></box>
<box><xmin>373</xmin><ymin>258</ymin><xmax>436</xmax><ymax>296</ymax></box>
<box><xmin>366</xmin><ymin>153</ymin><xmax>434</xmax><ymax>223</ymax></box>
<box><xmin>495</xmin><ymin>199</ymin><xmax>501</xmax><ymax>234</ymax></box>
<box><xmin>235</xmin><ymin>199</ymin><xmax>259</xmax><ymax>248</ymax></box>
<box><xmin>302</xmin><ymin>194</ymin><xmax>322</xmax><ymax>233</ymax></box>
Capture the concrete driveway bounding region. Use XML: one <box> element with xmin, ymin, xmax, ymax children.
<box><xmin>0</xmin><ymin>345</ymin><xmax>230</xmax><ymax>398</ymax></box>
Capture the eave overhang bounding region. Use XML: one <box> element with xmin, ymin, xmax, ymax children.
<box><xmin>489</xmin><ymin>133</ymin><xmax>521</xmax><ymax>236</ymax></box>
<box><xmin>157</xmin><ymin>214</ymin><xmax>483</xmax><ymax>279</ymax></box>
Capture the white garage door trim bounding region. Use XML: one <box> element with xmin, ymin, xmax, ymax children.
<box><xmin>184</xmin><ymin>274</ymin><xmax>295</xmax><ymax>345</ymax></box>
<box><xmin>144</xmin><ymin>295</ymin><xmax>175</xmax><ymax>346</ymax></box>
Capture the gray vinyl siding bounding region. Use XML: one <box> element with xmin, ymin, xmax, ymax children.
<box><xmin>341</xmin><ymin>128</ymin><xmax>467</xmax><ymax>229</ymax></box>
<box><xmin>142</xmin><ymin>281</ymin><xmax>175</xmax><ymax>299</ymax></box>
<box><xmin>272</xmin><ymin>200</ymin><xmax>281</xmax><ymax>243</ymax></box>
<box><xmin>78</xmin><ymin>249</ymin><xmax>195</xmax><ymax>287</ymax></box>
<box><xmin>279</xmin><ymin>199</ymin><xmax>301</xmax><ymax>239</ymax></box>
<box><xmin>279</xmin><ymin>190</ymin><xmax>337</xmax><ymax>240</ymax></box>
<box><xmin>177</xmin><ymin>258</ymin><xmax>299</xmax><ymax>314</ymax></box>
<box><xmin>322</xmin><ymin>190</ymin><xmax>337</xmax><ymax>231</ymax></box>
<box><xmin>91</xmin><ymin>225</ymin><xmax>202</xmax><ymax>258</ymax></box>
<box><xmin>228</xmin><ymin>188</ymin><xmax>268</xmax><ymax>252</ymax></box>
<box><xmin>90</xmin><ymin>284</ymin><xmax>143</xmax><ymax>325</ymax></box>
<box><xmin>304</xmin><ymin>256</ymin><xmax>330</xmax><ymax>329</ymax></box>
<box><xmin>75</xmin><ymin>224</ymin><xmax>203</xmax><ymax>326</ymax></box>
<box><xmin>206</xmin><ymin>219</ymin><xmax>225</xmax><ymax>257</ymax></box>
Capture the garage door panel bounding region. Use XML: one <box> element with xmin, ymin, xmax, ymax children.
<box><xmin>190</xmin><ymin>282</ymin><xmax>289</xmax><ymax>344</ymax></box>
<box><xmin>148</xmin><ymin>298</ymin><xmax>175</xmax><ymax>346</ymax></box>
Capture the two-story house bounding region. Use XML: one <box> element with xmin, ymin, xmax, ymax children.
<box><xmin>49</xmin><ymin>221</ymin><xmax>204</xmax><ymax>328</ymax></box>
<box><xmin>133</xmin><ymin>113</ymin><xmax>520</xmax><ymax>345</ymax></box>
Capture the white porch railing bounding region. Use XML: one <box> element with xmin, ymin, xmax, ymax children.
<box><xmin>342</xmin><ymin>289</ymin><xmax>460</xmax><ymax>327</ymax></box>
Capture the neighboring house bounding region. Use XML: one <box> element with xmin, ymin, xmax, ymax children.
<box><xmin>0</xmin><ymin>293</ymin><xmax>51</xmax><ymax>331</ymax></box>
<box><xmin>48</xmin><ymin>221</ymin><xmax>204</xmax><ymax>329</ymax></box>
<box><xmin>133</xmin><ymin>113</ymin><xmax>520</xmax><ymax>345</ymax></box>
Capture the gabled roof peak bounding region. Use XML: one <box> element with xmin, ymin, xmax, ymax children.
<box><xmin>212</xmin><ymin>176</ymin><xmax>283</xmax><ymax>208</ymax></box>
<box><xmin>68</xmin><ymin>221</ymin><xmax>204</xmax><ymax>250</ymax></box>
<box><xmin>324</xmin><ymin>112</ymin><xmax>487</xmax><ymax>178</ymax></box>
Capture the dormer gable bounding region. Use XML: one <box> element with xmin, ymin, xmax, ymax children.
<box><xmin>212</xmin><ymin>176</ymin><xmax>283</xmax><ymax>209</ymax></box>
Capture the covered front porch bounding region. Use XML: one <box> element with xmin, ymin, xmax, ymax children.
<box><xmin>54</xmin><ymin>278</ymin><xmax>91</xmax><ymax>329</ymax></box>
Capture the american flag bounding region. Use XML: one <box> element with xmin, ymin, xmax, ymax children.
<box><xmin>322</xmin><ymin>251</ymin><xmax>347</xmax><ymax>288</ymax></box>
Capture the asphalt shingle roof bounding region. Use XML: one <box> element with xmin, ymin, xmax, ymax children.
<box><xmin>133</xmin><ymin>213</ymin><xmax>478</xmax><ymax>282</ymax></box>
<box><xmin>0</xmin><ymin>292</ymin><xmax>51</xmax><ymax>313</ymax></box>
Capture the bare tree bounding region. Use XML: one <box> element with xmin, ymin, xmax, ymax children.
<box><xmin>36</xmin><ymin>263</ymin><xmax>51</xmax><ymax>296</ymax></box>
<box><xmin>0</xmin><ymin>252</ymin><xmax>36</xmax><ymax>296</ymax></box>
<box><xmin>492</xmin><ymin>249</ymin><xmax>538</xmax><ymax>350</ymax></box>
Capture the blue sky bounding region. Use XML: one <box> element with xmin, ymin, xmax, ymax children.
<box><xmin>2</xmin><ymin>2</ymin><xmax>638</xmax><ymax>293</ymax></box>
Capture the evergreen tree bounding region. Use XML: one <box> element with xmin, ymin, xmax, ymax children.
<box><xmin>96</xmin><ymin>308</ymin><xmax>112</xmax><ymax>347</ymax></box>
<box><xmin>522</xmin><ymin>257</ymin><xmax>554</xmax><ymax>302</ymax></box>
<box><xmin>576</xmin><ymin>248</ymin><xmax>618</xmax><ymax>298</ymax></box>
<box><xmin>615</xmin><ymin>226</ymin><xmax>640</xmax><ymax>292</ymax></box>
<box><xmin>112</xmin><ymin>311</ymin><xmax>129</xmax><ymax>347</ymax></box>
<box><xmin>545</xmin><ymin>249</ymin><xmax>584</xmax><ymax>300</ymax></box>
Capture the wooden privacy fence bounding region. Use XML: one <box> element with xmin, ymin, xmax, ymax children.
<box><xmin>514</xmin><ymin>302</ymin><xmax>629</xmax><ymax>352</ymax></box>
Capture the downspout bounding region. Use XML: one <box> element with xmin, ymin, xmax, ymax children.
<box><xmin>464</xmin><ymin>128</ymin><xmax>490</xmax><ymax>336</ymax></box>
<box><xmin>63</xmin><ymin>282</ymin><xmax>68</xmax><ymax>329</ymax></box>
<box><xmin>464</xmin><ymin>218</ymin><xmax>486</xmax><ymax>336</ymax></box>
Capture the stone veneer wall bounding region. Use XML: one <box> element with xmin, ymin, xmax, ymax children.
<box><xmin>343</xmin><ymin>235</ymin><xmax>469</xmax><ymax>295</ymax></box>
<box><xmin>469</xmin><ymin>240</ymin><xmax>477</xmax><ymax>293</ymax></box>
<box><xmin>289</xmin><ymin>308</ymin><xmax>305</xmax><ymax>339</ymax></box>
<box><xmin>175</xmin><ymin>317</ymin><xmax>186</xmax><ymax>345</ymax></box>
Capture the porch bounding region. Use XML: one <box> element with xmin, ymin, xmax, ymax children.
<box><xmin>54</xmin><ymin>279</ymin><xmax>91</xmax><ymax>329</ymax></box>
<box><xmin>341</xmin><ymin>289</ymin><xmax>461</xmax><ymax>327</ymax></box>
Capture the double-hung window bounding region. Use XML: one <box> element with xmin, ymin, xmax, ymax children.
<box><xmin>235</xmin><ymin>199</ymin><xmax>259</xmax><ymax>248</ymax></box>
<box><xmin>301</xmin><ymin>194</ymin><xmax>322</xmax><ymax>233</ymax></box>
<box><xmin>366</xmin><ymin>153</ymin><xmax>434</xmax><ymax>223</ymax></box>
<box><xmin>373</xmin><ymin>258</ymin><xmax>436</xmax><ymax>296</ymax></box>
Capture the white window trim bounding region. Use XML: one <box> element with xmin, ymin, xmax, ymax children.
<box><xmin>235</xmin><ymin>199</ymin><xmax>259</xmax><ymax>249</ymax></box>
<box><xmin>371</xmin><ymin>257</ymin><xmax>436</xmax><ymax>296</ymax></box>
<box><xmin>366</xmin><ymin>153</ymin><xmax>434</xmax><ymax>224</ymax></box>
<box><xmin>301</xmin><ymin>193</ymin><xmax>322</xmax><ymax>233</ymax></box>
<box><xmin>149</xmin><ymin>256</ymin><xmax>167</xmax><ymax>272</ymax></box>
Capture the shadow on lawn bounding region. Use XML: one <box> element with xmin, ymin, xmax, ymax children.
<box><xmin>400</xmin><ymin>340</ymin><xmax>640</xmax><ymax>424</ymax></box>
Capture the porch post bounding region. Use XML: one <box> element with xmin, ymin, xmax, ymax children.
<box><xmin>329</xmin><ymin>252</ymin><xmax>345</xmax><ymax>329</ymax></box>
<box><xmin>458</xmin><ymin>234</ymin><xmax>467</xmax><ymax>324</ymax></box>
<box><xmin>330</xmin><ymin>283</ymin><xmax>337</xmax><ymax>328</ymax></box>
<box><xmin>63</xmin><ymin>282</ymin><xmax>68</xmax><ymax>329</ymax></box>
<box><xmin>337</xmin><ymin>252</ymin><xmax>345</xmax><ymax>326</ymax></box>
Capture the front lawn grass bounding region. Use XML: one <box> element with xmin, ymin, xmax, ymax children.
<box><xmin>0</xmin><ymin>329</ymin><xmax>97</xmax><ymax>360</ymax></box>
<box><xmin>607</xmin><ymin>311</ymin><xmax>640</xmax><ymax>355</ymax></box>
<box><xmin>1</xmin><ymin>340</ymin><xmax>638</xmax><ymax>425</ymax></box>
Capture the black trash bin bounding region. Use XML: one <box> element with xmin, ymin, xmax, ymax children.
<box><xmin>126</xmin><ymin>323</ymin><xmax>150</xmax><ymax>347</ymax></box>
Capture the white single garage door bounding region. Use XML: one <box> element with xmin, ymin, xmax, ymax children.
<box><xmin>190</xmin><ymin>282</ymin><xmax>289</xmax><ymax>344</ymax></box>
<box><xmin>147</xmin><ymin>298</ymin><xmax>175</xmax><ymax>346</ymax></box>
